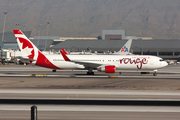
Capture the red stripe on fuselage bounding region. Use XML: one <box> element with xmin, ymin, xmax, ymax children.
<box><xmin>35</xmin><ymin>51</ymin><xmax>61</xmax><ymax>69</ymax></box>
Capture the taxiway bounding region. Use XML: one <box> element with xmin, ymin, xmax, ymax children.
<box><xmin>0</xmin><ymin>64</ymin><xmax>180</xmax><ymax>120</ymax></box>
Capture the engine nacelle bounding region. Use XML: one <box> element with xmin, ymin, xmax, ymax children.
<box><xmin>98</xmin><ymin>66</ymin><xmax>116</xmax><ymax>73</ymax></box>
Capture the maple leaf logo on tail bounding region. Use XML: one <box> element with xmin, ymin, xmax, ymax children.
<box><xmin>13</xmin><ymin>30</ymin><xmax>35</xmax><ymax>60</ymax></box>
<box><xmin>18</xmin><ymin>37</ymin><xmax>34</xmax><ymax>59</ymax></box>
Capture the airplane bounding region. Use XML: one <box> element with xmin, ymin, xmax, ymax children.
<box><xmin>13</xmin><ymin>30</ymin><xmax>168</xmax><ymax>76</ymax></box>
<box><xmin>61</xmin><ymin>39</ymin><xmax>132</xmax><ymax>55</ymax></box>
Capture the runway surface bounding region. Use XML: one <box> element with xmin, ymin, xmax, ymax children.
<box><xmin>1</xmin><ymin>110</ymin><xmax>180</xmax><ymax>120</ymax></box>
<box><xmin>0</xmin><ymin>64</ymin><xmax>179</xmax><ymax>73</ymax></box>
<box><xmin>2</xmin><ymin>104</ymin><xmax>180</xmax><ymax>112</ymax></box>
<box><xmin>1</xmin><ymin>75</ymin><xmax>180</xmax><ymax>90</ymax></box>
<box><xmin>0</xmin><ymin>64</ymin><xmax>180</xmax><ymax>78</ymax></box>
<box><xmin>0</xmin><ymin>65</ymin><xmax>180</xmax><ymax>91</ymax></box>
<box><xmin>1</xmin><ymin>105</ymin><xmax>180</xmax><ymax>120</ymax></box>
<box><xmin>0</xmin><ymin>89</ymin><xmax>180</xmax><ymax>120</ymax></box>
<box><xmin>1</xmin><ymin>89</ymin><xmax>180</xmax><ymax>100</ymax></box>
<box><xmin>0</xmin><ymin>64</ymin><xmax>180</xmax><ymax>120</ymax></box>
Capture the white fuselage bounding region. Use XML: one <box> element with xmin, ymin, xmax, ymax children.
<box><xmin>34</xmin><ymin>54</ymin><xmax>168</xmax><ymax>72</ymax></box>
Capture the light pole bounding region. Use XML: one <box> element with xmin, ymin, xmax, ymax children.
<box><xmin>37</xmin><ymin>24</ymin><xmax>42</xmax><ymax>46</ymax></box>
<box><xmin>23</xmin><ymin>25</ymin><xmax>27</xmax><ymax>31</ymax></box>
<box><xmin>16</xmin><ymin>24</ymin><xmax>20</xmax><ymax>29</ymax></box>
<box><xmin>44</xmin><ymin>22</ymin><xmax>49</xmax><ymax>51</ymax></box>
<box><xmin>2</xmin><ymin>11</ymin><xmax>7</xmax><ymax>42</ymax></box>
<box><xmin>140</xmin><ymin>39</ymin><xmax>143</xmax><ymax>55</ymax></box>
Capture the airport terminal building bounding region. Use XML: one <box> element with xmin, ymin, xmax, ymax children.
<box><xmin>1</xmin><ymin>30</ymin><xmax>180</xmax><ymax>61</ymax></box>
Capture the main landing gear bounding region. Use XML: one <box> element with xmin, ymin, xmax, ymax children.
<box><xmin>87</xmin><ymin>68</ymin><xmax>94</xmax><ymax>75</ymax></box>
<box><xmin>52</xmin><ymin>69</ymin><xmax>56</xmax><ymax>72</ymax></box>
<box><xmin>87</xmin><ymin>71</ymin><xmax>94</xmax><ymax>75</ymax></box>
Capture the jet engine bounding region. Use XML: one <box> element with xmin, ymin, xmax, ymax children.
<box><xmin>98</xmin><ymin>66</ymin><xmax>116</xmax><ymax>73</ymax></box>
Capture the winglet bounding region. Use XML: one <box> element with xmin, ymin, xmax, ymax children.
<box><xmin>60</xmin><ymin>50</ymin><xmax>71</xmax><ymax>61</ymax></box>
<box><xmin>61</xmin><ymin>49</ymin><xmax>68</xmax><ymax>55</ymax></box>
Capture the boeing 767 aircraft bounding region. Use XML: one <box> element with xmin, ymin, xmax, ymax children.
<box><xmin>13</xmin><ymin>30</ymin><xmax>168</xmax><ymax>76</ymax></box>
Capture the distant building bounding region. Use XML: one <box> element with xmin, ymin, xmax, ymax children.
<box><xmin>125</xmin><ymin>36</ymin><xmax>137</xmax><ymax>39</ymax></box>
<box><xmin>102</xmin><ymin>30</ymin><xmax>126</xmax><ymax>40</ymax></box>
<box><xmin>33</xmin><ymin>36</ymin><xmax>60</xmax><ymax>40</ymax></box>
<box><xmin>59</xmin><ymin>37</ymin><xmax>98</xmax><ymax>41</ymax></box>
<box><xmin>136</xmin><ymin>37</ymin><xmax>153</xmax><ymax>40</ymax></box>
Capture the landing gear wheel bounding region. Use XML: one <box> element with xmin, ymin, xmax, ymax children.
<box><xmin>87</xmin><ymin>72</ymin><xmax>94</xmax><ymax>75</ymax></box>
<box><xmin>87</xmin><ymin>68</ymin><xmax>94</xmax><ymax>75</ymax></box>
<box><xmin>52</xmin><ymin>69</ymin><xmax>56</xmax><ymax>72</ymax></box>
<box><xmin>153</xmin><ymin>72</ymin><xmax>157</xmax><ymax>76</ymax></box>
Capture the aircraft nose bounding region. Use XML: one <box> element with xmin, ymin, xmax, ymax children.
<box><xmin>163</xmin><ymin>61</ymin><xmax>168</xmax><ymax>67</ymax></box>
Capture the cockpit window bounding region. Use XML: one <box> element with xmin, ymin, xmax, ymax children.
<box><xmin>159</xmin><ymin>59</ymin><xmax>164</xmax><ymax>61</ymax></box>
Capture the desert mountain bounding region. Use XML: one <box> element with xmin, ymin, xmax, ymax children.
<box><xmin>0</xmin><ymin>0</ymin><xmax>179</xmax><ymax>39</ymax></box>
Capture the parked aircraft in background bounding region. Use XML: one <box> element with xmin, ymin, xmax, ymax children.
<box><xmin>114</xmin><ymin>39</ymin><xmax>132</xmax><ymax>55</ymax></box>
<box><xmin>13</xmin><ymin>30</ymin><xmax>168</xmax><ymax>76</ymax></box>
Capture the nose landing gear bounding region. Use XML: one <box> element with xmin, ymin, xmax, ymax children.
<box><xmin>153</xmin><ymin>70</ymin><xmax>157</xmax><ymax>76</ymax></box>
<box><xmin>153</xmin><ymin>72</ymin><xmax>157</xmax><ymax>76</ymax></box>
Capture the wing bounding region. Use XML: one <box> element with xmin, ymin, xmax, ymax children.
<box><xmin>60</xmin><ymin>50</ymin><xmax>108</xmax><ymax>69</ymax></box>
